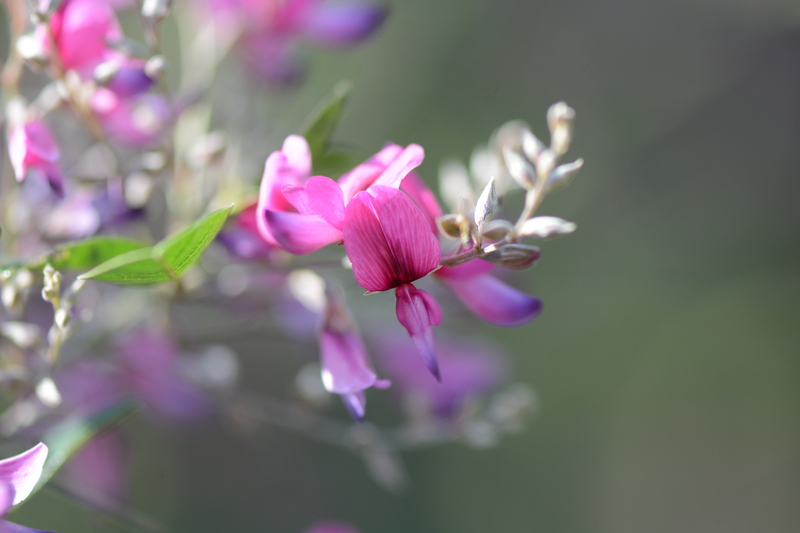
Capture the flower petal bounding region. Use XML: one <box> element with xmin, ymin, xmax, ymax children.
<box><xmin>343</xmin><ymin>186</ymin><xmax>440</xmax><ymax>291</ymax></box>
<box><xmin>282</xmin><ymin>176</ymin><xmax>346</xmax><ymax>230</ymax></box>
<box><xmin>338</xmin><ymin>143</ymin><xmax>421</xmax><ymax>202</ymax></box>
<box><xmin>395</xmin><ymin>284</ymin><xmax>442</xmax><ymax>381</ymax></box>
<box><xmin>437</xmin><ymin>270</ymin><xmax>542</xmax><ymax>326</ymax></box>
<box><xmin>400</xmin><ymin>171</ymin><xmax>443</xmax><ymax>234</ymax></box>
<box><xmin>372</xmin><ymin>144</ymin><xmax>425</xmax><ymax>189</ymax></box>
<box><xmin>301</xmin><ymin>2</ymin><xmax>388</xmax><ymax>46</ymax></box>
<box><xmin>340</xmin><ymin>391</ymin><xmax>366</xmax><ymax>421</ymax></box>
<box><xmin>320</xmin><ymin>330</ymin><xmax>377</xmax><ymax>394</ymax></box>
<box><xmin>0</xmin><ymin>443</ymin><xmax>48</xmax><ymax>507</ymax></box>
<box><xmin>0</xmin><ymin>520</ymin><xmax>56</xmax><ymax>533</ymax></box>
<box><xmin>264</xmin><ymin>209</ymin><xmax>342</xmax><ymax>254</ymax></box>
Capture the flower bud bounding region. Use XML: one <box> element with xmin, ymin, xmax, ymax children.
<box><xmin>480</xmin><ymin>219</ymin><xmax>514</xmax><ymax>242</ymax></box>
<box><xmin>0</xmin><ymin>322</ymin><xmax>43</xmax><ymax>349</ymax></box>
<box><xmin>502</xmin><ymin>147</ymin><xmax>535</xmax><ymax>189</ymax></box>
<box><xmin>473</xmin><ymin>177</ymin><xmax>498</xmax><ymax>228</ymax></box>
<box><xmin>519</xmin><ymin>216</ymin><xmax>577</xmax><ymax>239</ymax></box>
<box><xmin>144</xmin><ymin>55</ymin><xmax>166</xmax><ymax>81</ymax></box>
<box><xmin>437</xmin><ymin>214</ymin><xmax>463</xmax><ymax>240</ymax></box>
<box><xmin>547</xmin><ymin>101</ymin><xmax>575</xmax><ymax>156</ymax></box>
<box><xmin>482</xmin><ymin>244</ymin><xmax>541</xmax><ymax>270</ymax></box>
<box><xmin>16</xmin><ymin>34</ymin><xmax>48</xmax><ymax>68</ymax></box>
<box><xmin>546</xmin><ymin>158</ymin><xmax>583</xmax><ymax>193</ymax></box>
<box><xmin>521</xmin><ymin>129</ymin><xmax>545</xmax><ymax>161</ymax></box>
<box><xmin>142</xmin><ymin>0</ymin><xmax>172</xmax><ymax>22</ymax></box>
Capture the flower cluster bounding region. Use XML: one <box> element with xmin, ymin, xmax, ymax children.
<box><xmin>0</xmin><ymin>0</ymin><xmax>583</xmax><ymax>531</ymax></box>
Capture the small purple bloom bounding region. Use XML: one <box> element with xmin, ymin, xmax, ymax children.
<box><xmin>8</xmin><ymin>121</ymin><xmax>64</xmax><ymax>196</ymax></box>
<box><xmin>0</xmin><ymin>443</ymin><xmax>54</xmax><ymax>533</ymax></box>
<box><xmin>319</xmin><ymin>287</ymin><xmax>389</xmax><ymax>420</ymax></box>
<box><xmin>90</xmin><ymin>88</ymin><xmax>171</xmax><ymax>147</ymax></box>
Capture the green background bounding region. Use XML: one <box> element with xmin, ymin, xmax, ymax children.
<box><xmin>10</xmin><ymin>0</ymin><xmax>800</xmax><ymax>532</ymax></box>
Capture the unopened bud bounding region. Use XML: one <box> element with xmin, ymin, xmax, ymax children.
<box><xmin>547</xmin><ymin>101</ymin><xmax>575</xmax><ymax>156</ymax></box>
<box><xmin>35</xmin><ymin>377</ymin><xmax>62</xmax><ymax>407</ymax></box>
<box><xmin>93</xmin><ymin>61</ymin><xmax>120</xmax><ymax>85</ymax></box>
<box><xmin>144</xmin><ymin>55</ymin><xmax>167</xmax><ymax>81</ymax></box>
<box><xmin>473</xmin><ymin>177</ymin><xmax>498</xmax><ymax>227</ymax></box>
<box><xmin>483</xmin><ymin>244</ymin><xmax>541</xmax><ymax>270</ymax></box>
<box><xmin>480</xmin><ymin>219</ymin><xmax>513</xmax><ymax>242</ymax></box>
<box><xmin>0</xmin><ymin>322</ymin><xmax>43</xmax><ymax>349</ymax></box>
<box><xmin>16</xmin><ymin>34</ymin><xmax>48</xmax><ymax>67</ymax></box>
<box><xmin>142</xmin><ymin>0</ymin><xmax>172</xmax><ymax>21</ymax></box>
<box><xmin>519</xmin><ymin>216</ymin><xmax>577</xmax><ymax>239</ymax></box>
<box><xmin>54</xmin><ymin>308</ymin><xmax>70</xmax><ymax>330</ymax></box>
<box><xmin>546</xmin><ymin>158</ymin><xmax>583</xmax><ymax>193</ymax></box>
<box><xmin>502</xmin><ymin>147</ymin><xmax>535</xmax><ymax>189</ymax></box>
<box><xmin>521</xmin><ymin>129</ymin><xmax>545</xmax><ymax>161</ymax></box>
<box><xmin>437</xmin><ymin>214</ymin><xmax>463</xmax><ymax>240</ymax></box>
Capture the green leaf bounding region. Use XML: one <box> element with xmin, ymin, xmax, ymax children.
<box><xmin>152</xmin><ymin>204</ymin><xmax>232</xmax><ymax>277</ymax></box>
<box><xmin>47</xmin><ymin>237</ymin><xmax>149</xmax><ymax>271</ymax></box>
<box><xmin>79</xmin><ymin>205</ymin><xmax>232</xmax><ymax>285</ymax></box>
<box><xmin>28</xmin><ymin>399</ymin><xmax>141</xmax><ymax>502</ymax></box>
<box><xmin>302</xmin><ymin>81</ymin><xmax>353</xmax><ymax>165</ymax></box>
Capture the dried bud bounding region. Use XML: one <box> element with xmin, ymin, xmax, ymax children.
<box><xmin>547</xmin><ymin>102</ymin><xmax>575</xmax><ymax>156</ymax></box>
<box><xmin>519</xmin><ymin>216</ymin><xmax>577</xmax><ymax>239</ymax></box>
<box><xmin>437</xmin><ymin>214</ymin><xmax>463</xmax><ymax>240</ymax></box>
<box><xmin>502</xmin><ymin>147</ymin><xmax>535</xmax><ymax>189</ymax></box>
<box><xmin>473</xmin><ymin>177</ymin><xmax>498</xmax><ymax>227</ymax></box>
<box><xmin>546</xmin><ymin>158</ymin><xmax>583</xmax><ymax>193</ymax></box>
<box><xmin>482</xmin><ymin>244</ymin><xmax>541</xmax><ymax>270</ymax></box>
<box><xmin>480</xmin><ymin>219</ymin><xmax>514</xmax><ymax>242</ymax></box>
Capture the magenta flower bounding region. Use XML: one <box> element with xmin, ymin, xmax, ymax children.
<box><xmin>217</xmin><ymin>203</ymin><xmax>278</xmax><ymax>261</ymax></box>
<box><xmin>377</xmin><ymin>335</ymin><xmax>508</xmax><ymax>418</ymax></box>
<box><xmin>257</xmin><ymin>135</ymin><xmax>423</xmax><ymax>254</ymax></box>
<box><xmin>37</xmin><ymin>0</ymin><xmax>122</xmax><ymax>77</ymax></box>
<box><xmin>90</xmin><ymin>88</ymin><xmax>171</xmax><ymax>147</ymax></box>
<box><xmin>206</xmin><ymin>0</ymin><xmax>387</xmax><ymax>84</ymax></box>
<box><xmin>400</xmin><ymin>171</ymin><xmax>543</xmax><ymax>326</ymax></box>
<box><xmin>343</xmin><ymin>185</ymin><xmax>443</xmax><ymax>379</ymax></box>
<box><xmin>0</xmin><ymin>443</ymin><xmax>53</xmax><ymax>533</ymax></box>
<box><xmin>319</xmin><ymin>287</ymin><xmax>389</xmax><ymax>420</ymax></box>
<box><xmin>8</xmin><ymin>121</ymin><xmax>64</xmax><ymax>196</ymax></box>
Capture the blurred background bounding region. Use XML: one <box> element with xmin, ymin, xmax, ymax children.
<box><xmin>10</xmin><ymin>0</ymin><xmax>800</xmax><ymax>532</ymax></box>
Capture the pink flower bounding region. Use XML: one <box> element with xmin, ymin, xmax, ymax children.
<box><xmin>319</xmin><ymin>287</ymin><xmax>389</xmax><ymax>420</ymax></box>
<box><xmin>343</xmin><ymin>185</ymin><xmax>443</xmax><ymax>379</ymax></box>
<box><xmin>38</xmin><ymin>0</ymin><xmax>122</xmax><ymax>77</ymax></box>
<box><xmin>90</xmin><ymin>88</ymin><xmax>171</xmax><ymax>147</ymax></box>
<box><xmin>0</xmin><ymin>443</ymin><xmax>53</xmax><ymax>533</ymax></box>
<box><xmin>257</xmin><ymin>135</ymin><xmax>423</xmax><ymax>254</ymax></box>
<box><xmin>205</xmin><ymin>0</ymin><xmax>387</xmax><ymax>84</ymax></box>
<box><xmin>400</xmin><ymin>172</ymin><xmax>542</xmax><ymax>326</ymax></box>
<box><xmin>8</xmin><ymin>120</ymin><xmax>64</xmax><ymax>196</ymax></box>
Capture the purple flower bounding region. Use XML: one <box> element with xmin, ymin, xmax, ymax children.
<box><xmin>319</xmin><ymin>287</ymin><xmax>389</xmax><ymax>420</ymax></box>
<box><xmin>377</xmin><ymin>335</ymin><xmax>508</xmax><ymax>418</ymax></box>
<box><xmin>0</xmin><ymin>443</ymin><xmax>54</xmax><ymax>533</ymax></box>
<box><xmin>8</xmin><ymin>121</ymin><xmax>64</xmax><ymax>196</ymax></box>
<box><xmin>206</xmin><ymin>0</ymin><xmax>387</xmax><ymax>84</ymax></box>
<box><xmin>343</xmin><ymin>185</ymin><xmax>443</xmax><ymax>379</ymax></box>
<box><xmin>90</xmin><ymin>89</ymin><xmax>171</xmax><ymax>147</ymax></box>
<box><xmin>217</xmin><ymin>203</ymin><xmax>278</xmax><ymax>261</ymax></box>
<box><xmin>36</xmin><ymin>0</ymin><xmax>122</xmax><ymax>77</ymax></box>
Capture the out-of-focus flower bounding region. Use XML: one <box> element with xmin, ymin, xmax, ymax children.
<box><xmin>90</xmin><ymin>89</ymin><xmax>171</xmax><ymax>147</ymax></box>
<box><xmin>217</xmin><ymin>203</ymin><xmax>278</xmax><ymax>261</ymax></box>
<box><xmin>401</xmin><ymin>171</ymin><xmax>542</xmax><ymax>326</ymax></box>
<box><xmin>303</xmin><ymin>522</ymin><xmax>361</xmax><ymax>533</ymax></box>
<box><xmin>377</xmin><ymin>335</ymin><xmax>508</xmax><ymax>419</ymax></box>
<box><xmin>0</xmin><ymin>443</ymin><xmax>53</xmax><ymax>533</ymax></box>
<box><xmin>37</xmin><ymin>0</ymin><xmax>122</xmax><ymax>77</ymax></box>
<box><xmin>8</xmin><ymin>120</ymin><xmax>64</xmax><ymax>196</ymax></box>
<box><xmin>343</xmin><ymin>185</ymin><xmax>443</xmax><ymax>379</ymax></box>
<box><xmin>204</xmin><ymin>0</ymin><xmax>387</xmax><ymax>84</ymax></box>
<box><xmin>257</xmin><ymin>135</ymin><xmax>423</xmax><ymax>254</ymax></box>
<box><xmin>319</xmin><ymin>286</ymin><xmax>389</xmax><ymax>420</ymax></box>
<box><xmin>59</xmin><ymin>431</ymin><xmax>128</xmax><ymax>511</ymax></box>
<box><xmin>42</xmin><ymin>182</ymin><xmax>140</xmax><ymax>240</ymax></box>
